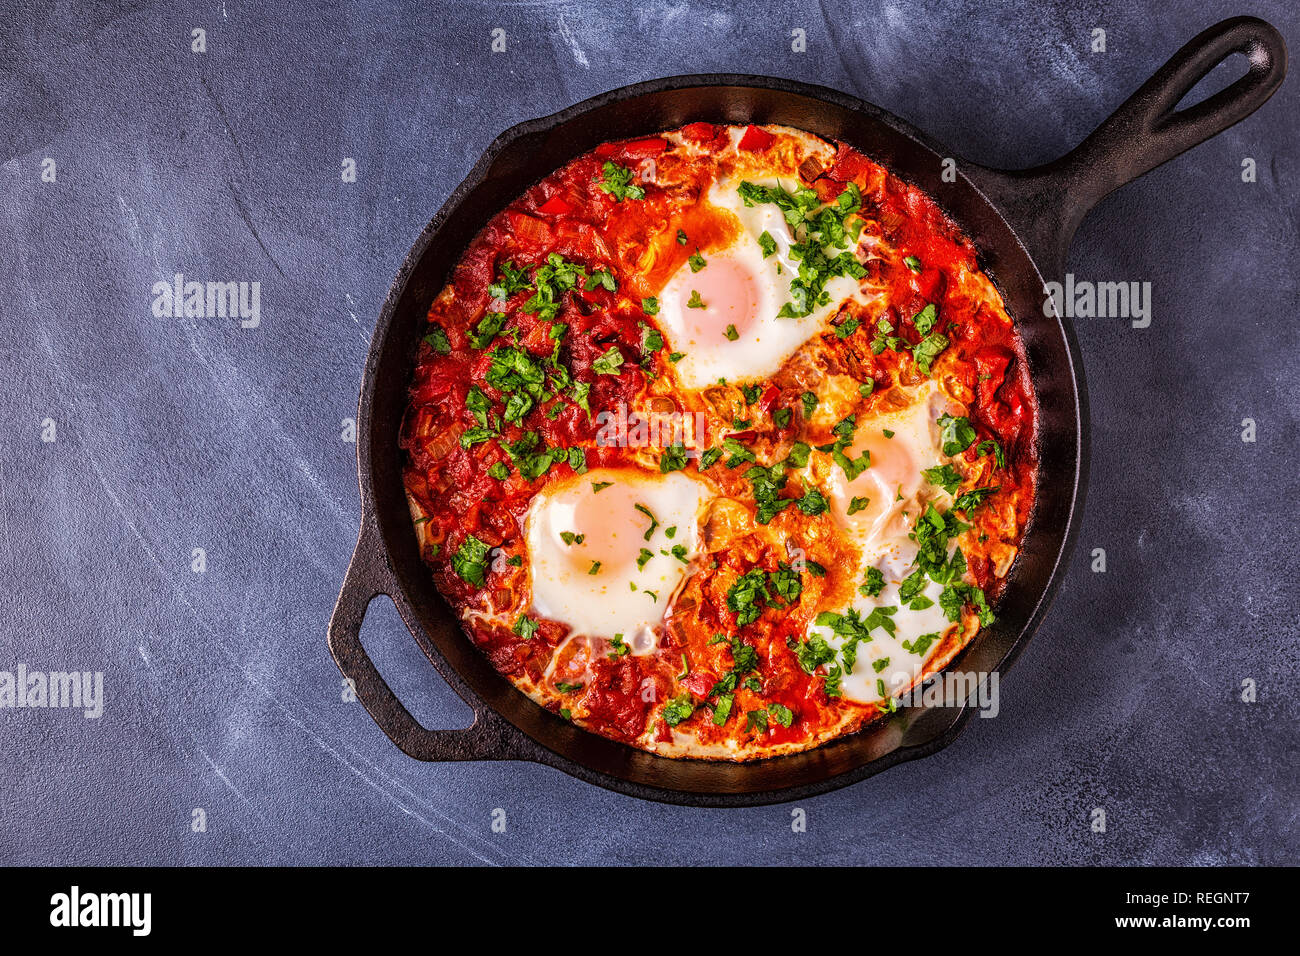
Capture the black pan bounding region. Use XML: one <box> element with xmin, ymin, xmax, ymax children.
<box><xmin>329</xmin><ymin>17</ymin><xmax>1286</xmax><ymax>807</ymax></box>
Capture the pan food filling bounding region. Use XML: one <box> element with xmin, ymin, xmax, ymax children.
<box><xmin>401</xmin><ymin>123</ymin><xmax>1037</xmax><ymax>760</ymax></box>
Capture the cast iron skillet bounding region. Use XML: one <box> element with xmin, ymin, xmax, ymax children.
<box><xmin>329</xmin><ymin>17</ymin><xmax>1285</xmax><ymax>807</ymax></box>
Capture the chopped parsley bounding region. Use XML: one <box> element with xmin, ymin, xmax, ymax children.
<box><xmin>468</xmin><ymin>311</ymin><xmax>507</xmax><ymax>349</ymax></box>
<box><xmin>860</xmin><ymin>566</ymin><xmax>885</xmax><ymax>597</ymax></box>
<box><xmin>726</xmin><ymin>569</ymin><xmax>773</xmax><ymax>627</ymax></box>
<box><xmin>769</xmin><ymin>564</ymin><xmax>803</xmax><ymax>604</ymax></box>
<box><xmin>488</xmin><ymin>260</ymin><xmax>531</xmax><ymax>301</ymax></box>
<box><xmin>952</xmin><ymin>485</ymin><xmax>1000</xmax><ymax>514</ymax></box>
<box><xmin>451</xmin><ymin>534</ymin><xmax>492</xmax><ymax>587</ymax></box>
<box><xmin>504</xmin><ymin>431</ymin><xmax>559</xmax><ymax>481</ymax></box>
<box><xmin>485</xmin><ymin>345</ymin><xmax>546</xmax><ymax>422</ymax></box>
<box><xmin>571</xmin><ymin>380</ymin><xmax>592</xmax><ymax>415</ymax></box>
<box><xmin>912</xmin><ymin>332</ymin><xmax>949</xmax><ymax>376</ymax></box>
<box><xmin>793</xmin><ymin>634</ymin><xmax>837</xmax><ymax>675</ymax></box>
<box><xmin>835</xmin><ymin>316</ymin><xmax>861</xmax><ymax>339</ymax></box>
<box><xmin>783</xmin><ymin>441</ymin><xmax>811</xmax><ymax>469</ymax></box>
<box><xmin>634</xmin><ymin>503</ymin><xmax>659</xmax><ymax>540</ymax></box>
<box><xmin>977</xmin><ymin>438</ymin><xmax>1007</xmax><ymax>469</ymax></box>
<box><xmin>871</xmin><ymin>316</ymin><xmax>904</xmax><ymax>354</ymax></box>
<box><xmin>637</xmin><ymin>319</ymin><xmax>660</xmax><ymax>356</ymax></box>
<box><xmin>591</xmin><ymin>345</ymin><xmax>625</xmax><ymax>375</ymax></box>
<box><xmin>663</xmin><ymin>693</ymin><xmax>694</xmax><ymax>726</ymax></box>
<box><xmin>796</xmin><ymin>484</ymin><xmax>828</xmax><ymax>515</ymax></box>
<box><xmin>937</xmin><ymin>414</ymin><xmax>977</xmax><ymax>456</ymax></box>
<box><xmin>902</xmin><ymin>632</ymin><xmax>940</xmax><ymax>656</ymax></box>
<box><xmin>584</xmin><ymin>268</ymin><xmax>617</xmax><ymax>292</ymax></box>
<box><xmin>922</xmin><ymin>464</ymin><xmax>963</xmax><ymax>494</ymax></box>
<box><xmin>911</xmin><ymin>303</ymin><xmax>938</xmax><ymax>334</ymax></box>
<box><xmin>830</xmin><ymin>438</ymin><xmax>871</xmax><ymax>481</ymax></box>
<box><xmin>744</xmin><ymin>463</ymin><xmax>793</xmax><ymax>524</ymax></box>
<box><xmin>723</xmin><ymin>438</ymin><xmax>756</xmax><ymax>468</ymax></box>
<box><xmin>521</xmin><ymin>253</ymin><xmax>587</xmax><ymax>321</ymax></box>
<box><xmin>422</xmin><ymin>325</ymin><xmax>451</xmax><ymax>354</ymax></box>
<box><xmin>597</xmin><ymin>161</ymin><xmax>645</xmax><ymax>202</ymax></box>
<box><xmin>704</xmin><ymin>635</ymin><xmax>760</xmax><ymax>713</ymax></box>
<box><xmin>726</xmin><ymin>565</ymin><xmax>803</xmax><ymax>626</ymax></box>
<box><xmin>659</xmin><ymin>441</ymin><xmax>688</xmax><ymax>473</ymax></box>
<box><xmin>459</xmin><ymin>426</ymin><xmax>494</xmax><ymax>450</ymax></box>
<box><xmin>910</xmin><ymin>503</ymin><xmax>968</xmax><ymax>584</ymax></box>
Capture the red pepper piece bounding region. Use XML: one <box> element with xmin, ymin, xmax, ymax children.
<box><xmin>737</xmin><ymin>125</ymin><xmax>775</xmax><ymax>151</ymax></box>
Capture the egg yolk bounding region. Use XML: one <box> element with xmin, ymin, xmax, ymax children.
<box><xmin>841</xmin><ymin>428</ymin><xmax>917</xmax><ymax>527</ymax></box>
<box><xmin>556</xmin><ymin>483</ymin><xmax>647</xmax><ymax>574</ymax></box>
<box><xmin>676</xmin><ymin>255</ymin><xmax>760</xmax><ymax>344</ymax></box>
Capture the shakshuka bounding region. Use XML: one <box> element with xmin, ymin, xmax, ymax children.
<box><xmin>401</xmin><ymin>123</ymin><xmax>1036</xmax><ymax>760</ymax></box>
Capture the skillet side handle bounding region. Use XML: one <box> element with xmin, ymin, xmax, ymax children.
<box><xmin>967</xmin><ymin>16</ymin><xmax>1287</xmax><ymax>276</ymax></box>
<box><xmin>328</xmin><ymin>520</ymin><xmax>524</xmax><ymax>762</ymax></box>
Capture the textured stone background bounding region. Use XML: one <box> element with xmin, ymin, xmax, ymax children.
<box><xmin>1</xmin><ymin>0</ymin><xmax>1296</xmax><ymax>865</ymax></box>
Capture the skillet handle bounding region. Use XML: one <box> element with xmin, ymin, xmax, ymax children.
<box><xmin>966</xmin><ymin>16</ymin><xmax>1287</xmax><ymax>276</ymax></box>
<box><xmin>328</xmin><ymin>519</ymin><xmax>524</xmax><ymax>761</ymax></box>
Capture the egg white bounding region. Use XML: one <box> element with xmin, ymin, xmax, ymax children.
<box><xmin>807</xmin><ymin>548</ymin><xmax>956</xmax><ymax>706</ymax></box>
<box><xmin>658</xmin><ymin>175</ymin><xmax>874</xmax><ymax>389</ymax></box>
<box><xmin>525</xmin><ymin>467</ymin><xmax>708</xmax><ymax>651</ymax></box>
<box><xmin>825</xmin><ymin>378</ymin><xmax>960</xmax><ymax>550</ymax></box>
<box><xmin>805</xmin><ymin>381</ymin><xmax>970</xmax><ymax>705</ymax></box>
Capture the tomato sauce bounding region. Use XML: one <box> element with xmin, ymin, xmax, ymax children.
<box><xmin>402</xmin><ymin>123</ymin><xmax>1038</xmax><ymax>757</ymax></box>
